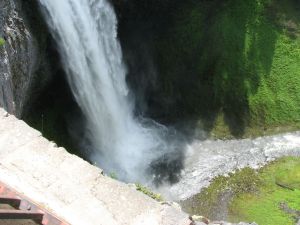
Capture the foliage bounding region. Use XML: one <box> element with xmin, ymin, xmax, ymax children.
<box><xmin>0</xmin><ymin>38</ymin><xmax>5</xmax><ymax>47</ymax></box>
<box><xmin>135</xmin><ymin>183</ymin><xmax>163</xmax><ymax>202</ymax></box>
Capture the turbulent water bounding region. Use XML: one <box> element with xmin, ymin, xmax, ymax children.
<box><xmin>38</xmin><ymin>0</ymin><xmax>174</xmax><ymax>182</ymax></box>
<box><xmin>161</xmin><ymin>131</ymin><xmax>300</xmax><ymax>200</ymax></box>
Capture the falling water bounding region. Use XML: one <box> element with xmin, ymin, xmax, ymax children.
<box><xmin>38</xmin><ymin>0</ymin><xmax>172</xmax><ymax>182</ymax></box>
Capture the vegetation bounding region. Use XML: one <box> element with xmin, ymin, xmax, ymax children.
<box><xmin>230</xmin><ymin>157</ymin><xmax>300</xmax><ymax>225</ymax></box>
<box><xmin>158</xmin><ymin>0</ymin><xmax>300</xmax><ymax>137</ymax></box>
<box><xmin>118</xmin><ymin>0</ymin><xmax>300</xmax><ymax>138</ymax></box>
<box><xmin>0</xmin><ymin>38</ymin><xmax>5</xmax><ymax>47</ymax></box>
<box><xmin>181</xmin><ymin>167</ymin><xmax>262</xmax><ymax>220</ymax></box>
<box><xmin>109</xmin><ymin>172</ymin><xmax>118</xmax><ymax>180</ymax></box>
<box><xmin>135</xmin><ymin>183</ymin><xmax>163</xmax><ymax>202</ymax></box>
<box><xmin>182</xmin><ymin>157</ymin><xmax>300</xmax><ymax>225</ymax></box>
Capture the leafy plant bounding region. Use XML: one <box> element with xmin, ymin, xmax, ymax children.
<box><xmin>0</xmin><ymin>38</ymin><xmax>5</xmax><ymax>47</ymax></box>
<box><xmin>135</xmin><ymin>183</ymin><xmax>163</xmax><ymax>202</ymax></box>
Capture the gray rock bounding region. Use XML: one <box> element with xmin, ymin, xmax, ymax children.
<box><xmin>0</xmin><ymin>0</ymin><xmax>52</xmax><ymax>117</ymax></box>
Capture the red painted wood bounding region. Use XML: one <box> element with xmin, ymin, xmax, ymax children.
<box><xmin>0</xmin><ymin>196</ymin><xmax>21</xmax><ymax>207</ymax></box>
<box><xmin>0</xmin><ymin>209</ymin><xmax>44</xmax><ymax>221</ymax></box>
<box><xmin>0</xmin><ymin>181</ymin><xmax>69</xmax><ymax>225</ymax></box>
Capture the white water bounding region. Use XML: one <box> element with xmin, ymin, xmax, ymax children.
<box><xmin>161</xmin><ymin>131</ymin><xmax>300</xmax><ymax>200</ymax></box>
<box><xmin>38</xmin><ymin>0</ymin><xmax>169</xmax><ymax>182</ymax></box>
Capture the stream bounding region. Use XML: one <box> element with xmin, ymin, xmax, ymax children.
<box><xmin>161</xmin><ymin>131</ymin><xmax>300</xmax><ymax>200</ymax></box>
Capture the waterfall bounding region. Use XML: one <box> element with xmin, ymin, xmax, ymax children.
<box><xmin>38</xmin><ymin>0</ymin><xmax>171</xmax><ymax>182</ymax></box>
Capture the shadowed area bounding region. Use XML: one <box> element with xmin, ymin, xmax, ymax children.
<box><xmin>117</xmin><ymin>0</ymin><xmax>300</xmax><ymax>138</ymax></box>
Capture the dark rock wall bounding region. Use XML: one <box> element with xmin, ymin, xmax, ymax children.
<box><xmin>0</xmin><ymin>0</ymin><xmax>52</xmax><ymax>117</ymax></box>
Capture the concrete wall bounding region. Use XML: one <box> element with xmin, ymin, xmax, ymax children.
<box><xmin>0</xmin><ymin>107</ymin><xmax>192</xmax><ymax>225</ymax></box>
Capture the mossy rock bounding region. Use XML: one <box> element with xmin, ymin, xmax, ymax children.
<box><xmin>182</xmin><ymin>157</ymin><xmax>300</xmax><ymax>225</ymax></box>
<box><xmin>229</xmin><ymin>157</ymin><xmax>300</xmax><ymax>225</ymax></box>
<box><xmin>275</xmin><ymin>160</ymin><xmax>300</xmax><ymax>190</ymax></box>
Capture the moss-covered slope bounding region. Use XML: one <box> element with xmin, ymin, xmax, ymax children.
<box><xmin>182</xmin><ymin>157</ymin><xmax>300</xmax><ymax>225</ymax></box>
<box><xmin>159</xmin><ymin>0</ymin><xmax>300</xmax><ymax>136</ymax></box>
<box><xmin>118</xmin><ymin>0</ymin><xmax>300</xmax><ymax>138</ymax></box>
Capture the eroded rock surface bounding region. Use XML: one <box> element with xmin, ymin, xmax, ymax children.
<box><xmin>0</xmin><ymin>0</ymin><xmax>50</xmax><ymax>117</ymax></box>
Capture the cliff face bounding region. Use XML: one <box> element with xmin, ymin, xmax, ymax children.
<box><xmin>1</xmin><ymin>0</ymin><xmax>299</xmax><ymax>141</ymax></box>
<box><xmin>116</xmin><ymin>0</ymin><xmax>300</xmax><ymax>138</ymax></box>
<box><xmin>0</xmin><ymin>0</ymin><xmax>51</xmax><ymax>117</ymax></box>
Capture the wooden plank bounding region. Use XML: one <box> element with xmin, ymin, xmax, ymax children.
<box><xmin>0</xmin><ymin>209</ymin><xmax>44</xmax><ymax>221</ymax></box>
<box><xmin>0</xmin><ymin>181</ymin><xmax>70</xmax><ymax>225</ymax></box>
<box><xmin>0</xmin><ymin>196</ymin><xmax>21</xmax><ymax>208</ymax></box>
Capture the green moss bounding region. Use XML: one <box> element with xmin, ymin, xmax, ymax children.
<box><xmin>0</xmin><ymin>38</ymin><xmax>5</xmax><ymax>47</ymax></box>
<box><xmin>275</xmin><ymin>164</ymin><xmax>300</xmax><ymax>190</ymax></box>
<box><xmin>153</xmin><ymin>0</ymin><xmax>300</xmax><ymax>137</ymax></box>
<box><xmin>229</xmin><ymin>157</ymin><xmax>300</xmax><ymax>225</ymax></box>
<box><xmin>182</xmin><ymin>157</ymin><xmax>300</xmax><ymax>225</ymax></box>
<box><xmin>181</xmin><ymin>167</ymin><xmax>262</xmax><ymax>218</ymax></box>
<box><xmin>135</xmin><ymin>183</ymin><xmax>163</xmax><ymax>202</ymax></box>
<box><xmin>230</xmin><ymin>191</ymin><xmax>299</xmax><ymax>225</ymax></box>
<box><xmin>211</xmin><ymin>112</ymin><xmax>300</xmax><ymax>139</ymax></box>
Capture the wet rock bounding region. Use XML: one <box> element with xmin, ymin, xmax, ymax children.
<box><xmin>0</xmin><ymin>0</ymin><xmax>52</xmax><ymax>117</ymax></box>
